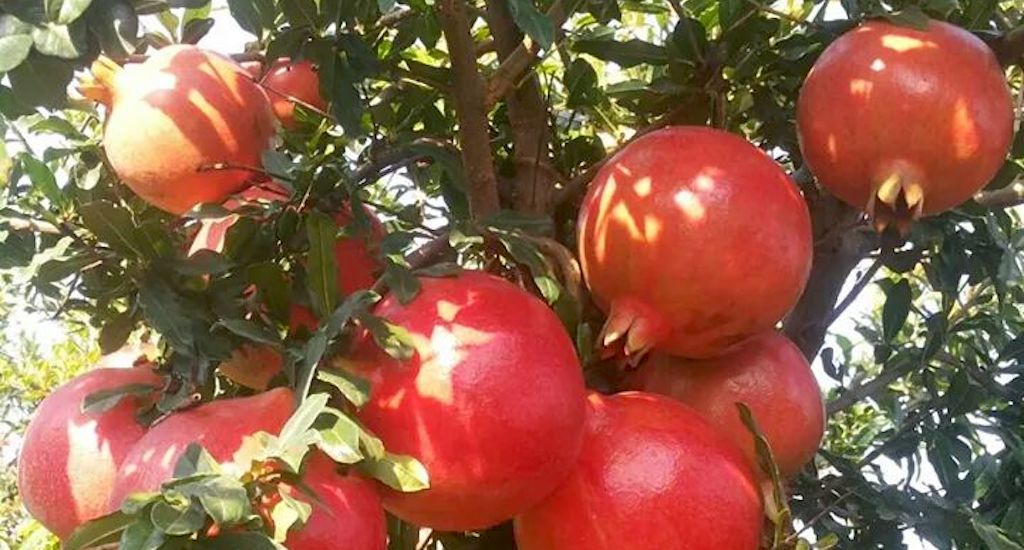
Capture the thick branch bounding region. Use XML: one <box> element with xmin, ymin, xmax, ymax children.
<box><xmin>484</xmin><ymin>0</ymin><xmax>560</xmax><ymax>214</ymax></box>
<box><xmin>975</xmin><ymin>181</ymin><xmax>1024</xmax><ymax>209</ymax></box>
<box><xmin>484</xmin><ymin>0</ymin><xmax>567</xmax><ymax>109</ymax></box>
<box><xmin>991</xmin><ymin>25</ymin><xmax>1024</xmax><ymax>66</ymax></box>
<box><xmin>438</xmin><ymin>0</ymin><xmax>502</xmax><ymax>219</ymax></box>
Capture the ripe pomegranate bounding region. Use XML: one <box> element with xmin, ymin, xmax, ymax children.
<box><xmin>18</xmin><ymin>367</ymin><xmax>162</xmax><ymax>538</ymax></box>
<box><xmin>80</xmin><ymin>45</ymin><xmax>276</xmax><ymax>214</ymax></box>
<box><xmin>514</xmin><ymin>392</ymin><xmax>762</xmax><ymax>550</ymax></box>
<box><xmin>281</xmin><ymin>453</ymin><xmax>386</xmax><ymax>550</ymax></box>
<box><xmin>577</xmin><ymin>126</ymin><xmax>812</xmax><ymax>360</ymax></box>
<box><xmin>624</xmin><ymin>333</ymin><xmax>825</xmax><ymax>478</ymax></box>
<box><xmin>346</xmin><ymin>271</ymin><xmax>587</xmax><ymax>531</ymax></box>
<box><xmin>107</xmin><ymin>388</ymin><xmax>294</xmax><ymax>509</ymax></box>
<box><xmin>797</xmin><ymin>19</ymin><xmax>1013</xmax><ymax>231</ymax></box>
<box><xmin>261</xmin><ymin>59</ymin><xmax>327</xmax><ymax>129</ymax></box>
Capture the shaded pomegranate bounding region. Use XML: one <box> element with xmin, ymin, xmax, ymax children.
<box><xmin>514</xmin><ymin>392</ymin><xmax>762</xmax><ymax>550</ymax></box>
<box><xmin>797</xmin><ymin>19</ymin><xmax>1013</xmax><ymax>231</ymax></box>
<box><xmin>261</xmin><ymin>59</ymin><xmax>327</xmax><ymax>129</ymax></box>
<box><xmin>80</xmin><ymin>45</ymin><xmax>276</xmax><ymax>214</ymax></box>
<box><xmin>18</xmin><ymin>367</ymin><xmax>162</xmax><ymax>538</ymax></box>
<box><xmin>624</xmin><ymin>333</ymin><xmax>825</xmax><ymax>478</ymax></box>
<box><xmin>577</xmin><ymin>126</ymin><xmax>812</xmax><ymax>360</ymax></box>
<box><xmin>346</xmin><ymin>271</ymin><xmax>587</xmax><ymax>531</ymax></box>
<box><xmin>107</xmin><ymin>388</ymin><xmax>294</xmax><ymax>509</ymax></box>
<box><xmin>281</xmin><ymin>453</ymin><xmax>386</xmax><ymax>550</ymax></box>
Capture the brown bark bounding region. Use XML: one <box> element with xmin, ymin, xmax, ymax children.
<box><xmin>438</xmin><ymin>0</ymin><xmax>502</xmax><ymax>220</ymax></box>
<box><xmin>975</xmin><ymin>181</ymin><xmax>1024</xmax><ymax>209</ymax></box>
<box><xmin>484</xmin><ymin>0</ymin><xmax>568</xmax><ymax>110</ymax></box>
<box><xmin>484</xmin><ymin>0</ymin><xmax>560</xmax><ymax>214</ymax></box>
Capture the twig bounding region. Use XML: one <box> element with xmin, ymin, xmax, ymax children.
<box><xmin>975</xmin><ymin>181</ymin><xmax>1024</xmax><ymax>209</ymax></box>
<box><xmin>824</xmin><ymin>258</ymin><xmax>882</xmax><ymax>328</ymax></box>
<box><xmin>258</xmin><ymin>80</ymin><xmax>334</xmax><ymax>121</ymax></box>
<box><xmin>526</xmin><ymin>235</ymin><xmax>583</xmax><ymax>303</ymax></box>
<box><xmin>3</xmin><ymin>216</ymin><xmax>61</xmax><ymax>235</ymax></box>
<box><xmin>352</xmin><ymin>138</ymin><xmax>459</xmax><ymax>185</ymax></box>
<box><xmin>197</xmin><ymin>162</ymin><xmax>293</xmax><ymax>182</ymax></box>
<box><xmin>375</xmin><ymin>7</ymin><xmax>416</xmax><ymax>28</ymax></box>
<box><xmin>745</xmin><ymin>0</ymin><xmax>817</xmax><ymax>28</ymax></box>
<box><xmin>438</xmin><ymin>0</ymin><xmax>502</xmax><ymax>219</ymax></box>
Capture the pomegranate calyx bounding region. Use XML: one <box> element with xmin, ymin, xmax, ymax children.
<box><xmin>868</xmin><ymin>164</ymin><xmax>926</xmax><ymax>235</ymax></box>
<box><xmin>599</xmin><ymin>298</ymin><xmax>669</xmax><ymax>365</ymax></box>
<box><xmin>77</xmin><ymin>56</ymin><xmax>122</xmax><ymax>107</ymax></box>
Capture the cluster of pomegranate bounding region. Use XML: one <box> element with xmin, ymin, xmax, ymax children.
<box><xmin>17</xmin><ymin>13</ymin><xmax>1016</xmax><ymax>550</ymax></box>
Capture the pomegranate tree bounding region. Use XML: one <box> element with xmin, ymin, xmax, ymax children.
<box><xmin>107</xmin><ymin>388</ymin><xmax>294</xmax><ymax>509</ymax></box>
<box><xmin>18</xmin><ymin>367</ymin><xmax>162</xmax><ymax>538</ymax></box>
<box><xmin>346</xmin><ymin>271</ymin><xmax>587</xmax><ymax>531</ymax></box>
<box><xmin>577</xmin><ymin>126</ymin><xmax>812</xmax><ymax>360</ymax></box>
<box><xmin>514</xmin><ymin>392</ymin><xmax>762</xmax><ymax>550</ymax></box>
<box><xmin>261</xmin><ymin>59</ymin><xmax>327</xmax><ymax>129</ymax></box>
<box><xmin>80</xmin><ymin>45</ymin><xmax>277</xmax><ymax>214</ymax></box>
<box><xmin>797</xmin><ymin>19</ymin><xmax>1013</xmax><ymax>231</ymax></box>
<box><xmin>625</xmin><ymin>333</ymin><xmax>825</xmax><ymax>478</ymax></box>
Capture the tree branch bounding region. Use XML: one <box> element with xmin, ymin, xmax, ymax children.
<box><xmin>991</xmin><ymin>24</ymin><xmax>1024</xmax><ymax>66</ymax></box>
<box><xmin>484</xmin><ymin>0</ymin><xmax>562</xmax><ymax>214</ymax></box>
<box><xmin>826</xmin><ymin>360</ymin><xmax>919</xmax><ymax>416</ymax></box>
<box><xmin>352</xmin><ymin>137</ymin><xmax>459</xmax><ymax>185</ymax></box>
<box><xmin>484</xmin><ymin>0</ymin><xmax>568</xmax><ymax>109</ymax></box>
<box><xmin>438</xmin><ymin>0</ymin><xmax>502</xmax><ymax>219</ymax></box>
<box><xmin>975</xmin><ymin>181</ymin><xmax>1024</xmax><ymax>209</ymax></box>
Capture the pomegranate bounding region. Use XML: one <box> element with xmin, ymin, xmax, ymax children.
<box><xmin>240</xmin><ymin>60</ymin><xmax>264</xmax><ymax>79</ymax></box>
<box><xmin>797</xmin><ymin>19</ymin><xmax>1013</xmax><ymax>231</ymax></box>
<box><xmin>346</xmin><ymin>271</ymin><xmax>587</xmax><ymax>531</ymax></box>
<box><xmin>577</xmin><ymin>126</ymin><xmax>812</xmax><ymax>360</ymax></box>
<box><xmin>281</xmin><ymin>453</ymin><xmax>386</xmax><ymax>550</ymax></box>
<box><xmin>624</xmin><ymin>333</ymin><xmax>825</xmax><ymax>478</ymax></box>
<box><xmin>80</xmin><ymin>45</ymin><xmax>277</xmax><ymax>214</ymax></box>
<box><xmin>18</xmin><ymin>367</ymin><xmax>162</xmax><ymax>538</ymax></box>
<box><xmin>261</xmin><ymin>59</ymin><xmax>327</xmax><ymax>129</ymax></box>
<box><xmin>514</xmin><ymin>392</ymin><xmax>763</xmax><ymax>550</ymax></box>
<box><xmin>107</xmin><ymin>388</ymin><xmax>294</xmax><ymax>509</ymax></box>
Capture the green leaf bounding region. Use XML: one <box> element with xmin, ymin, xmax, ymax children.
<box><xmin>305</xmin><ymin>211</ymin><xmax>340</xmax><ymax>320</ymax></box>
<box><xmin>565</xmin><ymin>58</ymin><xmax>598</xmax><ymax>108</ymax></box>
<box><xmin>270</xmin><ymin>491</ymin><xmax>312</xmax><ymax>542</ymax></box>
<box><xmin>19</xmin><ymin>155</ymin><xmax>63</xmax><ymax>207</ymax></box>
<box><xmin>999</xmin><ymin>334</ymin><xmax>1024</xmax><ymax>363</ymax></box>
<box><xmin>8</xmin><ymin>51</ymin><xmax>74</xmax><ymax>108</ymax></box>
<box><xmin>32</xmin><ymin>21</ymin><xmax>87</xmax><ymax>58</ymax></box>
<box><xmin>719</xmin><ymin>0</ymin><xmax>755</xmax><ymax>32</ymax></box>
<box><xmin>99</xmin><ymin>311</ymin><xmax>136</xmax><ymax>354</ymax></box>
<box><xmin>378</xmin><ymin>0</ymin><xmax>396</xmax><ymax>11</ymax></box>
<box><xmin>64</xmin><ymin>512</ymin><xmax>135</xmax><ymax>550</ymax></box>
<box><xmin>173</xmin><ymin>443</ymin><xmax>221</xmax><ymax>478</ymax></box>
<box><xmin>279</xmin><ymin>392</ymin><xmax>329</xmax><ymax>444</ymax></box>
<box><xmin>181</xmin><ymin>17</ymin><xmax>214</xmax><ymax>44</ymax></box>
<box><xmin>82</xmin><ymin>383</ymin><xmax>158</xmax><ymax>414</ymax></box>
<box><xmin>119</xmin><ymin>518</ymin><xmax>165</xmax><ymax>550</ymax></box>
<box><xmin>356</xmin><ymin>312</ymin><xmax>414</xmax><ymax>361</ymax></box>
<box><xmin>280</xmin><ymin>0</ymin><xmax>319</xmax><ymax>29</ymax></box>
<box><xmin>317</xmin><ymin>368</ymin><xmax>371</xmax><ymax>408</ymax></box>
<box><xmin>182</xmin><ymin>477</ymin><xmax>251</xmax><ymax>525</ymax></box>
<box><xmin>149</xmin><ymin>499</ymin><xmax>206</xmax><ymax>535</ymax></box>
<box><xmin>0</xmin><ymin>15</ymin><xmax>34</xmax><ymax>72</ymax></box>
<box><xmin>507</xmin><ymin>0</ymin><xmax>555</xmax><ymax>49</ymax></box>
<box><xmin>138</xmin><ymin>275</ymin><xmax>202</xmax><ymax>354</ymax></box>
<box><xmin>46</xmin><ymin>0</ymin><xmax>94</xmax><ymax>24</ymax></box>
<box><xmin>217</xmin><ymin>318</ymin><xmax>281</xmax><ymax>347</ymax></box>
<box><xmin>315</xmin><ymin>407</ymin><xmax>364</xmax><ymax>464</ymax></box>
<box><xmin>882</xmin><ymin>279</ymin><xmax>912</xmax><ymax>341</ymax></box>
<box><xmin>382</xmin><ymin>261</ymin><xmax>420</xmax><ymax>305</ymax></box>
<box><xmin>574</xmin><ymin>38</ymin><xmax>668</xmax><ymax>67</ymax></box>
<box><xmin>361</xmin><ymin>452</ymin><xmax>430</xmax><ymax>493</ymax></box>
<box><xmin>973</xmin><ymin>518</ymin><xmax>1024</xmax><ymax>550</ymax></box>
<box><xmin>79</xmin><ymin>202</ymin><xmax>159</xmax><ymax>259</ymax></box>
<box><xmin>226</xmin><ymin>0</ymin><xmax>275</xmax><ymax>36</ymax></box>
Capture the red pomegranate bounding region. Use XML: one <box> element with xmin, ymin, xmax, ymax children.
<box><xmin>797</xmin><ymin>19</ymin><xmax>1013</xmax><ymax>231</ymax></box>
<box><xmin>346</xmin><ymin>271</ymin><xmax>587</xmax><ymax>531</ymax></box>
<box><xmin>18</xmin><ymin>367</ymin><xmax>162</xmax><ymax>538</ymax></box>
<box><xmin>577</xmin><ymin>126</ymin><xmax>812</xmax><ymax>360</ymax></box>
<box><xmin>107</xmin><ymin>388</ymin><xmax>294</xmax><ymax>509</ymax></box>
<box><xmin>281</xmin><ymin>453</ymin><xmax>386</xmax><ymax>550</ymax></box>
<box><xmin>261</xmin><ymin>59</ymin><xmax>327</xmax><ymax>129</ymax></box>
<box><xmin>80</xmin><ymin>45</ymin><xmax>276</xmax><ymax>214</ymax></box>
<box><xmin>624</xmin><ymin>333</ymin><xmax>825</xmax><ymax>478</ymax></box>
<box><xmin>514</xmin><ymin>392</ymin><xmax>763</xmax><ymax>550</ymax></box>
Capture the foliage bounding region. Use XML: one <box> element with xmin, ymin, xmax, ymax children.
<box><xmin>0</xmin><ymin>0</ymin><xmax>1023</xmax><ymax>549</ymax></box>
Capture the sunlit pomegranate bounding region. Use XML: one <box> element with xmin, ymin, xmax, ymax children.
<box><xmin>18</xmin><ymin>367</ymin><xmax>162</xmax><ymax>538</ymax></box>
<box><xmin>80</xmin><ymin>45</ymin><xmax>276</xmax><ymax>214</ymax></box>
<box><xmin>514</xmin><ymin>392</ymin><xmax>762</xmax><ymax>549</ymax></box>
<box><xmin>798</xmin><ymin>19</ymin><xmax>1013</xmax><ymax>231</ymax></box>
<box><xmin>625</xmin><ymin>333</ymin><xmax>825</xmax><ymax>478</ymax></box>
<box><xmin>577</xmin><ymin>126</ymin><xmax>812</xmax><ymax>360</ymax></box>
<box><xmin>346</xmin><ymin>271</ymin><xmax>587</xmax><ymax>531</ymax></box>
<box><xmin>107</xmin><ymin>388</ymin><xmax>294</xmax><ymax>509</ymax></box>
<box><xmin>261</xmin><ymin>59</ymin><xmax>327</xmax><ymax>129</ymax></box>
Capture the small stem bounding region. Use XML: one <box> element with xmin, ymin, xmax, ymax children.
<box><xmin>825</xmin><ymin>258</ymin><xmax>882</xmax><ymax>327</ymax></box>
